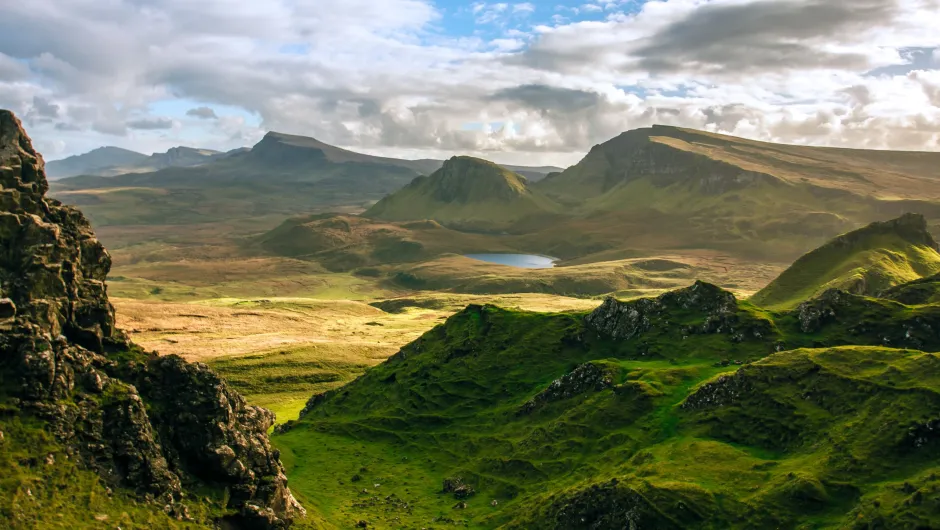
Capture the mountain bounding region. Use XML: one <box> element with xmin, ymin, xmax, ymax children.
<box><xmin>45</xmin><ymin>146</ymin><xmax>152</xmax><ymax>178</ymax></box>
<box><xmin>0</xmin><ymin>111</ymin><xmax>306</xmax><ymax>527</ymax></box>
<box><xmin>521</xmin><ymin>125</ymin><xmax>940</xmax><ymax>261</ymax></box>
<box><xmin>50</xmin><ymin>134</ymin><xmax>561</xmax><ymax>227</ymax></box>
<box><xmin>539</xmin><ymin>125</ymin><xmax>940</xmax><ymax>202</ymax></box>
<box><xmin>750</xmin><ymin>213</ymin><xmax>940</xmax><ymax>309</ymax></box>
<box><xmin>364</xmin><ymin>156</ymin><xmax>562</xmax><ymax>231</ymax></box>
<box><xmin>45</xmin><ymin>145</ymin><xmax>231</xmax><ymax>179</ymax></box>
<box><xmin>275</xmin><ymin>279</ymin><xmax>940</xmax><ymax>528</ymax></box>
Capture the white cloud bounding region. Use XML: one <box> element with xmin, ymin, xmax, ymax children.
<box><xmin>0</xmin><ymin>0</ymin><xmax>938</xmax><ymax>164</ymax></box>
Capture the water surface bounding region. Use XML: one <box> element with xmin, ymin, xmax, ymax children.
<box><xmin>464</xmin><ymin>253</ymin><xmax>556</xmax><ymax>269</ymax></box>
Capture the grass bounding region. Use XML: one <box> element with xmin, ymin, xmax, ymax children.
<box><xmin>248</xmin><ymin>283</ymin><xmax>940</xmax><ymax>529</ymax></box>
<box><xmin>751</xmin><ymin>214</ymin><xmax>940</xmax><ymax>309</ymax></box>
<box><xmin>0</xmin><ymin>399</ymin><xmax>219</xmax><ymax>529</ymax></box>
<box><xmin>207</xmin><ymin>344</ymin><xmax>386</xmax><ymax>424</ymax></box>
<box><xmin>364</xmin><ymin>156</ymin><xmax>563</xmax><ymax>232</ymax></box>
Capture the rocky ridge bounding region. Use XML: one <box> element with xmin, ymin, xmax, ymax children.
<box><xmin>0</xmin><ymin>110</ymin><xmax>303</xmax><ymax>528</ymax></box>
<box><xmin>585</xmin><ymin>281</ymin><xmax>771</xmax><ymax>344</ymax></box>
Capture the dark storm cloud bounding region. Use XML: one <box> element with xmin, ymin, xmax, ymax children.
<box><xmin>634</xmin><ymin>0</ymin><xmax>897</xmax><ymax>74</ymax></box>
<box><xmin>488</xmin><ymin>84</ymin><xmax>600</xmax><ymax>113</ymax></box>
<box><xmin>186</xmin><ymin>106</ymin><xmax>218</xmax><ymax>119</ymax></box>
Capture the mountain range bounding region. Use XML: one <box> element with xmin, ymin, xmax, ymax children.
<box><xmin>9</xmin><ymin>107</ymin><xmax>940</xmax><ymax>529</ymax></box>
<box><xmin>49</xmin><ymin>132</ymin><xmax>562</xmax><ymax>227</ymax></box>
<box><xmin>44</xmin><ymin>145</ymin><xmax>251</xmax><ymax>179</ymax></box>
<box><xmin>256</xmin><ymin>125</ymin><xmax>940</xmax><ymax>270</ymax></box>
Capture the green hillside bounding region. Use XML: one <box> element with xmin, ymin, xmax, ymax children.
<box><xmin>880</xmin><ymin>272</ymin><xmax>940</xmax><ymax>305</ymax></box>
<box><xmin>527</xmin><ymin>125</ymin><xmax>940</xmax><ymax>262</ymax></box>
<box><xmin>750</xmin><ymin>213</ymin><xmax>940</xmax><ymax>310</ymax></box>
<box><xmin>538</xmin><ymin>125</ymin><xmax>940</xmax><ymax>203</ymax></box>
<box><xmin>267</xmin><ymin>282</ymin><xmax>940</xmax><ymax>529</ymax></box>
<box><xmin>364</xmin><ymin>156</ymin><xmax>563</xmax><ymax>231</ymax></box>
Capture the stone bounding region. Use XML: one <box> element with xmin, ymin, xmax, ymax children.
<box><xmin>586</xmin><ymin>281</ymin><xmax>738</xmax><ymax>340</ymax></box>
<box><xmin>443</xmin><ymin>477</ymin><xmax>476</xmax><ymax>499</ymax></box>
<box><xmin>0</xmin><ymin>110</ymin><xmax>303</xmax><ymax>529</ymax></box>
<box><xmin>0</xmin><ymin>297</ymin><xmax>15</xmax><ymax>319</ymax></box>
<box><xmin>520</xmin><ymin>362</ymin><xmax>614</xmax><ymax>415</ymax></box>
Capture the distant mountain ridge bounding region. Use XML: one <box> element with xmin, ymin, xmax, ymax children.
<box><xmin>49</xmin><ymin>132</ymin><xmax>561</xmax><ymax>181</ymax></box>
<box><xmin>540</xmin><ymin>124</ymin><xmax>940</xmax><ymax>201</ymax></box>
<box><xmin>50</xmin><ymin>133</ymin><xmax>565</xmax><ymax>227</ymax></box>
<box><xmin>45</xmin><ymin>145</ymin><xmax>235</xmax><ymax>179</ymax></box>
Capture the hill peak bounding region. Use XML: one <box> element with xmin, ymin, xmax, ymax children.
<box><xmin>363</xmin><ymin>155</ymin><xmax>560</xmax><ymax>229</ymax></box>
<box><xmin>751</xmin><ymin>213</ymin><xmax>940</xmax><ymax>309</ymax></box>
<box><xmin>428</xmin><ymin>155</ymin><xmax>528</xmax><ymax>203</ymax></box>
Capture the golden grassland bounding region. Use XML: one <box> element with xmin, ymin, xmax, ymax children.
<box><xmin>114</xmin><ymin>293</ymin><xmax>601</xmax><ymax>422</ymax></box>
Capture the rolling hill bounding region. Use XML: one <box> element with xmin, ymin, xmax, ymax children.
<box><xmin>45</xmin><ymin>146</ymin><xmax>151</xmax><ymax>178</ymax></box>
<box><xmin>272</xmin><ymin>278</ymin><xmax>940</xmax><ymax>528</ymax></box>
<box><xmin>750</xmin><ymin>213</ymin><xmax>940</xmax><ymax>309</ymax></box>
<box><xmin>364</xmin><ymin>156</ymin><xmax>562</xmax><ymax>231</ymax></box>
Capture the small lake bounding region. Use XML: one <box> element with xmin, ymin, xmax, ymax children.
<box><xmin>464</xmin><ymin>253</ymin><xmax>556</xmax><ymax>269</ymax></box>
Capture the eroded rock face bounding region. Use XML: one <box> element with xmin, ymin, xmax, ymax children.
<box><xmin>796</xmin><ymin>289</ymin><xmax>853</xmax><ymax>333</ymax></box>
<box><xmin>521</xmin><ymin>362</ymin><xmax>615</xmax><ymax>414</ymax></box>
<box><xmin>585</xmin><ymin>281</ymin><xmax>747</xmax><ymax>341</ymax></box>
<box><xmin>0</xmin><ymin>110</ymin><xmax>303</xmax><ymax>528</ymax></box>
<box><xmin>534</xmin><ymin>479</ymin><xmax>683</xmax><ymax>530</ymax></box>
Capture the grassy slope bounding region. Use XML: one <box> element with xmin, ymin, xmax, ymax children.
<box><xmin>881</xmin><ymin>273</ymin><xmax>940</xmax><ymax>305</ymax></box>
<box><xmin>0</xmin><ymin>410</ymin><xmax>214</xmax><ymax>529</ymax></box>
<box><xmin>256</xmin><ymin>283</ymin><xmax>940</xmax><ymax>529</ymax></box>
<box><xmin>751</xmin><ymin>214</ymin><xmax>940</xmax><ymax>310</ymax></box>
<box><xmin>539</xmin><ymin>125</ymin><xmax>940</xmax><ymax>202</ymax></box>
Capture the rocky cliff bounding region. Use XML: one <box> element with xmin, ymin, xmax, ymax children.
<box><xmin>0</xmin><ymin>110</ymin><xmax>304</xmax><ymax>528</ymax></box>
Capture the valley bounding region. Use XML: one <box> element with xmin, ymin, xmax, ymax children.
<box><xmin>5</xmin><ymin>108</ymin><xmax>940</xmax><ymax>530</ymax></box>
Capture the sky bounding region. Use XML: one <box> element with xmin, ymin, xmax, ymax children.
<box><xmin>1</xmin><ymin>0</ymin><xmax>939</xmax><ymax>166</ymax></box>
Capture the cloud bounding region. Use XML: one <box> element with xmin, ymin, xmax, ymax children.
<box><xmin>633</xmin><ymin>0</ymin><xmax>896</xmax><ymax>74</ymax></box>
<box><xmin>489</xmin><ymin>84</ymin><xmax>601</xmax><ymax>114</ymax></box>
<box><xmin>186</xmin><ymin>106</ymin><xmax>218</xmax><ymax>119</ymax></box>
<box><xmin>0</xmin><ymin>0</ymin><xmax>938</xmax><ymax>163</ymax></box>
<box><xmin>54</xmin><ymin>122</ymin><xmax>83</xmax><ymax>131</ymax></box>
<box><xmin>28</xmin><ymin>95</ymin><xmax>60</xmax><ymax>120</ymax></box>
<box><xmin>127</xmin><ymin>117</ymin><xmax>175</xmax><ymax>130</ymax></box>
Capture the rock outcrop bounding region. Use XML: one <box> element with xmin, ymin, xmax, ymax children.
<box><xmin>520</xmin><ymin>362</ymin><xmax>615</xmax><ymax>414</ymax></box>
<box><xmin>0</xmin><ymin>110</ymin><xmax>303</xmax><ymax>528</ymax></box>
<box><xmin>585</xmin><ymin>281</ymin><xmax>770</xmax><ymax>344</ymax></box>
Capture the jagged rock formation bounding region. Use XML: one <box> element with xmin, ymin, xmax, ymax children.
<box><xmin>585</xmin><ymin>281</ymin><xmax>770</xmax><ymax>344</ymax></box>
<box><xmin>520</xmin><ymin>362</ymin><xmax>615</xmax><ymax>414</ymax></box>
<box><xmin>0</xmin><ymin>110</ymin><xmax>304</xmax><ymax>528</ymax></box>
